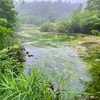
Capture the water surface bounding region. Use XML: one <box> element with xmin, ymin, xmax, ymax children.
<box><xmin>17</xmin><ymin>25</ymin><xmax>90</xmax><ymax>91</ymax></box>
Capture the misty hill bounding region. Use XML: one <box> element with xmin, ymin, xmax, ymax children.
<box><xmin>16</xmin><ymin>1</ymin><xmax>86</xmax><ymax>26</ymax></box>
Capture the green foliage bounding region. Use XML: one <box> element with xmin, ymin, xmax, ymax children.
<box><xmin>0</xmin><ymin>44</ymin><xmax>19</xmax><ymax>57</ymax></box>
<box><xmin>16</xmin><ymin>1</ymin><xmax>79</xmax><ymax>25</ymax></box>
<box><xmin>67</xmin><ymin>9</ymin><xmax>100</xmax><ymax>33</ymax></box>
<box><xmin>0</xmin><ymin>65</ymin><xmax>86</xmax><ymax>99</ymax></box>
<box><xmin>0</xmin><ymin>44</ymin><xmax>22</xmax><ymax>74</ymax></box>
<box><xmin>0</xmin><ymin>0</ymin><xmax>17</xmax><ymax>29</ymax></box>
<box><xmin>40</xmin><ymin>21</ymin><xmax>56</xmax><ymax>32</ymax></box>
<box><xmin>13</xmin><ymin>19</ymin><xmax>22</xmax><ymax>31</ymax></box>
<box><xmin>91</xmin><ymin>30</ymin><xmax>100</xmax><ymax>36</ymax></box>
<box><xmin>0</xmin><ymin>68</ymin><xmax>52</xmax><ymax>100</ymax></box>
<box><xmin>57</xmin><ymin>20</ymin><xmax>71</xmax><ymax>33</ymax></box>
<box><xmin>84</xmin><ymin>46</ymin><xmax>100</xmax><ymax>99</ymax></box>
<box><xmin>0</xmin><ymin>46</ymin><xmax>82</xmax><ymax>100</ymax></box>
<box><xmin>86</xmin><ymin>0</ymin><xmax>100</xmax><ymax>14</ymax></box>
<box><xmin>0</xmin><ymin>18</ymin><xmax>7</xmax><ymax>24</ymax></box>
<box><xmin>53</xmin><ymin>0</ymin><xmax>99</xmax><ymax>34</ymax></box>
<box><xmin>74</xmin><ymin>3</ymin><xmax>83</xmax><ymax>13</ymax></box>
<box><xmin>0</xmin><ymin>44</ymin><xmax>86</xmax><ymax>100</ymax></box>
<box><xmin>0</xmin><ymin>24</ymin><xmax>12</xmax><ymax>49</ymax></box>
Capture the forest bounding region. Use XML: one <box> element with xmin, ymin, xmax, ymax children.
<box><xmin>0</xmin><ymin>0</ymin><xmax>100</xmax><ymax>99</ymax></box>
<box><xmin>16</xmin><ymin>0</ymin><xmax>100</xmax><ymax>34</ymax></box>
<box><xmin>16</xmin><ymin>1</ymin><xmax>86</xmax><ymax>25</ymax></box>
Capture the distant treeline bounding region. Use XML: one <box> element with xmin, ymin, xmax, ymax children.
<box><xmin>40</xmin><ymin>0</ymin><xmax>100</xmax><ymax>35</ymax></box>
<box><xmin>16</xmin><ymin>1</ymin><xmax>86</xmax><ymax>25</ymax></box>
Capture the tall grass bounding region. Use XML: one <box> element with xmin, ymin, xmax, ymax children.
<box><xmin>0</xmin><ymin>68</ymin><xmax>88</xmax><ymax>100</ymax></box>
<box><xmin>0</xmin><ymin>69</ymin><xmax>52</xmax><ymax>100</ymax></box>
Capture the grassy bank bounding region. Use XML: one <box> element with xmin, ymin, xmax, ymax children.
<box><xmin>69</xmin><ymin>34</ymin><xmax>100</xmax><ymax>99</ymax></box>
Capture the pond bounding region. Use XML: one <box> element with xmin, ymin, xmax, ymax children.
<box><xmin>17</xmin><ymin>25</ymin><xmax>91</xmax><ymax>92</ymax></box>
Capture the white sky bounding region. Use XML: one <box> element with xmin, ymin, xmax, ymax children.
<box><xmin>24</xmin><ymin>0</ymin><xmax>87</xmax><ymax>3</ymax></box>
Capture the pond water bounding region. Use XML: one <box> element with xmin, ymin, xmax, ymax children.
<box><xmin>17</xmin><ymin>25</ymin><xmax>91</xmax><ymax>91</ymax></box>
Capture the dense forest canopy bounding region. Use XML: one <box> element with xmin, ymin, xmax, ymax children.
<box><xmin>15</xmin><ymin>0</ymin><xmax>86</xmax><ymax>25</ymax></box>
<box><xmin>32</xmin><ymin>0</ymin><xmax>100</xmax><ymax>34</ymax></box>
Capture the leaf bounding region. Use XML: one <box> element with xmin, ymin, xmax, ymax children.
<box><xmin>0</xmin><ymin>48</ymin><xmax>8</xmax><ymax>57</ymax></box>
<box><xmin>13</xmin><ymin>44</ymin><xmax>20</xmax><ymax>49</ymax></box>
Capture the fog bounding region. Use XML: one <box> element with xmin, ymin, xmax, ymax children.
<box><xmin>24</xmin><ymin>0</ymin><xmax>87</xmax><ymax>3</ymax></box>
<box><xmin>16</xmin><ymin>0</ymin><xmax>87</xmax><ymax>25</ymax></box>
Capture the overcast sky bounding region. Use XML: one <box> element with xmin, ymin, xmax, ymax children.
<box><xmin>24</xmin><ymin>0</ymin><xmax>87</xmax><ymax>3</ymax></box>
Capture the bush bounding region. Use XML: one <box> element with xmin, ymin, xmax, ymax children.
<box><xmin>40</xmin><ymin>21</ymin><xmax>56</xmax><ymax>32</ymax></box>
<box><xmin>91</xmin><ymin>30</ymin><xmax>100</xmax><ymax>36</ymax></box>
<box><xmin>0</xmin><ymin>18</ymin><xmax>14</xmax><ymax>49</ymax></box>
<box><xmin>0</xmin><ymin>26</ymin><xmax>12</xmax><ymax>49</ymax></box>
<box><xmin>57</xmin><ymin>20</ymin><xmax>71</xmax><ymax>33</ymax></box>
<box><xmin>0</xmin><ymin>44</ymin><xmax>22</xmax><ymax>74</ymax></box>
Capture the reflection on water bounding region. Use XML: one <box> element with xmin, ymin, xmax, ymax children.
<box><xmin>17</xmin><ymin>26</ymin><xmax>90</xmax><ymax>91</ymax></box>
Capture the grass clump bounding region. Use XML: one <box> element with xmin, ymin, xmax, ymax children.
<box><xmin>0</xmin><ymin>45</ymin><xmax>23</xmax><ymax>74</ymax></box>
<box><xmin>0</xmin><ymin>69</ymin><xmax>53</xmax><ymax>100</ymax></box>
<box><xmin>0</xmin><ymin>67</ymin><xmax>87</xmax><ymax>100</ymax></box>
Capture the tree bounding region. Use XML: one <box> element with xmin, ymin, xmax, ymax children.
<box><xmin>70</xmin><ymin>3</ymin><xmax>83</xmax><ymax>33</ymax></box>
<box><xmin>86</xmin><ymin>0</ymin><xmax>100</xmax><ymax>14</ymax></box>
<box><xmin>0</xmin><ymin>0</ymin><xmax>18</xmax><ymax>29</ymax></box>
<box><xmin>0</xmin><ymin>18</ymin><xmax>12</xmax><ymax>49</ymax></box>
<box><xmin>74</xmin><ymin>3</ymin><xmax>83</xmax><ymax>13</ymax></box>
<box><xmin>16</xmin><ymin>1</ymin><xmax>80</xmax><ymax>25</ymax></box>
<box><xmin>68</xmin><ymin>0</ymin><xmax>100</xmax><ymax>33</ymax></box>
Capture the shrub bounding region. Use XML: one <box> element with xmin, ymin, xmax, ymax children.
<box><xmin>0</xmin><ymin>44</ymin><xmax>22</xmax><ymax>74</ymax></box>
<box><xmin>0</xmin><ymin>18</ymin><xmax>13</xmax><ymax>49</ymax></box>
<box><xmin>57</xmin><ymin>20</ymin><xmax>71</xmax><ymax>33</ymax></box>
<box><xmin>40</xmin><ymin>21</ymin><xmax>56</xmax><ymax>32</ymax></box>
<box><xmin>91</xmin><ymin>30</ymin><xmax>100</xmax><ymax>36</ymax></box>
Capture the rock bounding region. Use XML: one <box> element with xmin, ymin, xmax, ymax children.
<box><xmin>28</xmin><ymin>55</ymin><xmax>33</xmax><ymax>57</ymax></box>
<box><xmin>26</xmin><ymin>51</ymin><xmax>29</xmax><ymax>55</ymax></box>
